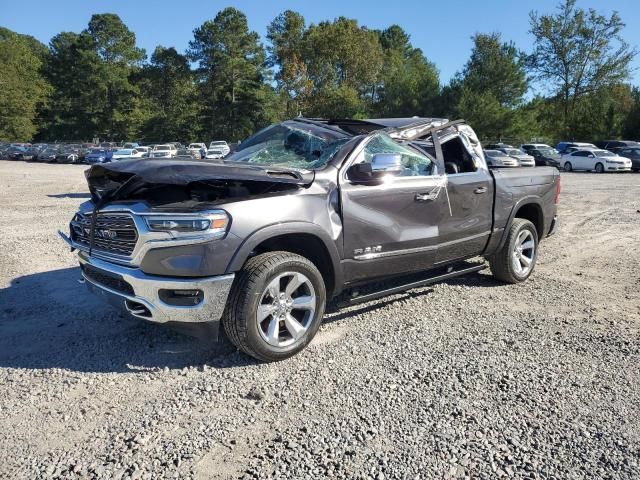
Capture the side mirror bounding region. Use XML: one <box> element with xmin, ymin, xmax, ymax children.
<box><xmin>371</xmin><ymin>153</ymin><xmax>403</xmax><ymax>173</ymax></box>
<box><xmin>588</xmin><ymin>153</ymin><xmax>595</xmax><ymax>158</ymax></box>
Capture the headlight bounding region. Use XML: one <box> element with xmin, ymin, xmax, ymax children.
<box><xmin>145</xmin><ymin>212</ymin><xmax>229</xmax><ymax>238</ymax></box>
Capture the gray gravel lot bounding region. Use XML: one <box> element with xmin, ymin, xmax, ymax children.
<box><xmin>1</xmin><ymin>160</ymin><xmax>639</xmax><ymax>479</ymax></box>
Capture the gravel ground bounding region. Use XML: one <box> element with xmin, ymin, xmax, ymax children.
<box><xmin>0</xmin><ymin>160</ymin><xmax>639</xmax><ymax>480</ymax></box>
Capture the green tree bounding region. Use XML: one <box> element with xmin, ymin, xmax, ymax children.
<box><xmin>461</xmin><ymin>33</ymin><xmax>526</xmax><ymax>107</ymax></box>
<box><xmin>42</xmin><ymin>31</ymin><xmax>97</xmax><ymax>139</ymax></box>
<box><xmin>267</xmin><ymin>10</ymin><xmax>310</xmax><ymax>117</ymax></box>
<box><xmin>622</xmin><ymin>87</ymin><xmax>640</xmax><ymax>139</ymax></box>
<box><xmin>138</xmin><ymin>46</ymin><xmax>199</xmax><ymax>142</ymax></box>
<box><xmin>0</xmin><ymin>28</ymin><xmax>50</xmax><ymax>140</ymax></box>
<box><xmin>42</xmin><ymin>14</ymin><xmax>145</xmax><ymax>141</ymax></box>
<box><xmin>375</xmin><ymin>25</ymin><xmax>439</xmax><ymax>117</ymax></box>
<box><xmin>189</xmin><ymin>7</ymin><xmax>273</xmax><ymax>141</ymax></box>
<box><xmin>302</xmin><ymin>17</ymin><xmax>383</xmax><ymax>118</ymax></box>
<box><xmin>448</xmin><ymin>32</ymin><xmax>529</xmax><ymax>140</ymax></box>
<box><xmin>528</xmin><ymin>0</ymin><xmax>636</xmax><ymax>138</ymax></box>
<box><xmin>85</xmin><ymin>14</ymin><xmax>146</xmax><ymax>139</ymax></box>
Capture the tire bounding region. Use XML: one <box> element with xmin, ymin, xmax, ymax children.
<box><xmin>489</xmin><ymin>218</ymin><xmax>539</xmax><ymax>284</ymax></box>
<box><xmin>563</xmin><ymin>162</ymin><xmax>572</xmax><ymax>172</ymax></box>
<box><xmin>595</xmin><ymin>162</ymin><xmax>604</xmax><ymax>173</ymax></box>
<box><xmin>222</xmin><ymin>251</ymin><xmax>326</xmax><ymax>362</ymax></box>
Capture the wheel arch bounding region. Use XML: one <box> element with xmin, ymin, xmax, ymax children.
<box><xmin>225</xmin><ymin>222</ymin><xmax>343</xmax><ymax>298</ymax></box>
<box><xmin>497</xmin><ymin>198</ymin><xmax>544</xmax><ymax>251</ymax></box>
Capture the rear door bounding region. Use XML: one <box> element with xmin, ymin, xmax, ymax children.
<box><xmin>431</xmin><ymin>126</ymin><xmax>494</xmax><ymax>264</ymax></box>
<box><xmin>340</xmin><ymin>133</ymin><xmax>447</xmax><ymax>283</ymax></box>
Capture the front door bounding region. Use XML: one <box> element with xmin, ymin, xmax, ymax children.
<box><xmin>340</xmin><ymin>133</ymin><xmax>447</xmax><ymax>283</ymax></box>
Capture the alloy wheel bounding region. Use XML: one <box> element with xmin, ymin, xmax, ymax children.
<box><xmin>512</xmin><ymin>230</ymin><xmax>535</xmax><ymax>276</ymax></box>
<box><xmin>256</xmin><ymin>272</ymin><xmax>316</xmax><ymax>348</ymax></box>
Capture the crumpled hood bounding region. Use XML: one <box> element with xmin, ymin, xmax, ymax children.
<box><xmin>84</xmin><ymin>159</ymin><xmax>314</xmax><ymax>203</ymax></box>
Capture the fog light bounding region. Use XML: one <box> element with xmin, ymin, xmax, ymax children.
<box><xmin>159</xmin><ymin>289</ymin><xmax>204</xmax><ymax>306</ymax></box>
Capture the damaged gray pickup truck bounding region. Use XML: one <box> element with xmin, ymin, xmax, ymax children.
<box><xmin>60</xmin><ymin>117</ymin><xmax>560</xmax><ymax>361</ymax></box>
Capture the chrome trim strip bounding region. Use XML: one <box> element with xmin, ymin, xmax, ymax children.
<box><xmin>353</xmin><ymin>231</ymin><xmax>491</xmax><ymax>260</ymax></box>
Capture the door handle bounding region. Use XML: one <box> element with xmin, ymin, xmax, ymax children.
<box><xmin>414</xmin><ymin>192</ymin><xmax>436</xmax><ymax>202</ymax></box>
<box><xmin>474</xmin><ymin>186</ymin><xmax>488</xmax><ymax>194</ymax></box>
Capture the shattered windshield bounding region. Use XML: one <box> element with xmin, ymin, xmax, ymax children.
<box><xmin>225</xmin><ymin>122</ymin><xmax>350</xmax><ymax>170</ymax></box>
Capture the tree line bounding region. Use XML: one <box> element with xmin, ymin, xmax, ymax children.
<box><xmin>1</xmin><ymin>0</ymin><xmax>638</xmax><ymax>144</ymax></box>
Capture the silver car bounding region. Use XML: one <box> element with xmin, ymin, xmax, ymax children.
<box><xmin>499</xmin><ymin>148</ymin><xmax>535</xmax><ymax>167</ymax></box>
<box><xmin>484</xmin><ymin>149</ymin><xmax>519</xmax><ymax>167</ymax></box>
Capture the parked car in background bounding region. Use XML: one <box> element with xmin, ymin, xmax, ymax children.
<box><xmin>150</xmin><ymin>144</ymin><xmax>177</xmax><ymax>158</ymax></box>
<box><xmin>6</xmin><ymin>146</ymin><xmax>36</xmax><ymax>161</ymax></box>
<box><xmin>556</xmin><ymin>142</ymin><xmax>597</xmax><ymax>154</ymax></box>
<box><xmin>85</xmin><ymin>148</ymin><xmax>113</xmax><ymax>164</ymax></box>
<box><xmin>112</xmin><ymin>148</ymin><xmax>145</xmax><ymax>160</ymax></box>
<box><xmin>135</xmin><ymin>146</ymin><xmax>150</xmax><ymax>157</ymax></box>
<box><xmin>521</xmin><ymin>143</ymin><xmax>554</xmax><ymax>153</ymax></box>
<box><xmin>55</xmin><ymin>145</ymin><xmax>82</xmax><ymax>164</ymax></box>
<box><xmin>188</xmin><ymin>143</ymin><xmax>206</xmax><ymax>155</ymax></box>
<box><xmin>123</xmin><ymin>142</ymin><xmax>140</xmax><ymax>149</ymax></box>
<box><xmin>483</xmin><ymin>149</ymin><xmax>519</xmax><ymax>167</ymax></box>
<box><xmin>35</xmin><ymin>146</ymin><xmax>61</xmax><ymax>162</ymax></box>
<box><xmin>207</xmin><ymin>140</ymin><xmax>230</xmax><ymax>158</ymax></box>
<box><xmin>528</xmin><ymin>147</ymin><xmax>561</xmax><ymax>167</ymax></box>
<box><xmin>561</xmin><ymin>149</ymin><xmax>631</xmax><ymax>172</ymax></box>
<box><xmin>497</xmin><ymin>147</ymin><xmax>535</xmax><ymax>167</ymax></box>
<box><xmin>99</xmin><ymin>142</ymin><xmax>118</xmax><ymax>150</ymax></box>
<box><xmin>484</xmin><ymin>142</ymin><xmax>513</xmax><ymax>150</ymax></box>
<box><xmin>0</xmin><ymin>146</ymin><xmax>9</xmax><ymax>159</ymax></box>
<box><xmin>612</xmin><ymin>146</ymin><xmax>640</xmax><ymax>171</ymax></box>
<box><xmin>593</xmin><ymin>140</ymin><xmax>639</xmax><ymax>152</ymax></box>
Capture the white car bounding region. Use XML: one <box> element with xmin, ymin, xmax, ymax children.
<box><xmin>135</xmin><ymin>146</ymin><xmax>150</xmax><ymax>157</ymax></box>
<box><xmin>498</xmin><ymin>147</ymin><xmax>535</xmax><ymax>167</ymax></box>
<box><xmin>561</xmin><ymin>149</ymin><xmax>632</xmax><ymax>173</ymax></box>
<box><xmin>111</xmin><ymin>148</ymin><xmax>145</xmax><ymax>160</ymax></box>
<box><xmin>188</xmin><ymin>143</ymin><xmax>206</xmax><ymax>155</ymax></box>
<box><xmin>150</xmin><ymin>144</ymin><xmax>177</xmax><ymax>159</ymax></box>
<box><xmin>207</xmin><ymin>140</ymin><xmax>230</xmax><ymax>158</ymax></box>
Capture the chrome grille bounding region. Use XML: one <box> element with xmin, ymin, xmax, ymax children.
<box><xmin>71</xmin><ymin>212</ymin><xmax>138</xmax><ymax>256</ymax></box>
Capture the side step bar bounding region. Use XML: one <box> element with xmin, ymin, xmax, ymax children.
<box><xmin>338</xmin><ymin>262</ymin><xmax>486</xmax><ymax>307</ymax></box>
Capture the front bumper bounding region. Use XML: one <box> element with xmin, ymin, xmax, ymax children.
<box><xmin>77</xmin><ymin>253</ymin><xmax>234</xmax><ymax>326</ymax></box>
<box><xmin>605</xmin><ymin>164</ymin><xmax>631</xmax><ymax>171</ymax></box>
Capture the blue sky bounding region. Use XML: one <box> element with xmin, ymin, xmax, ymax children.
<box><xmin>3</xmin><ymin>0</ymin><xmax>639</xmax><ymax>90</ymax></box>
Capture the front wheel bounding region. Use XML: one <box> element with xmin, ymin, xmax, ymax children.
<box><xmin>489</xmin><ymin>218</ymin><xmax>538</xmax><ymax>283</ymax></box>
<box><xmin>222</xmin><ymin>251</ymin><xmax>326</xmax><ymax>362</ymax></box>
<box><xmin>595</xmin><ymin>162</ymin><xmax>604</xmax><ymax>173</ymax></box>
<box><xmin>563</xmin><ymin>162</ymin><xmax>572</xmax><ymax>172</ymax></box>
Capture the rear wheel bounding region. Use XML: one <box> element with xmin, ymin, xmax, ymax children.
<box><xmin>595</xmin><ymin>162</ymin><xmax>604</xmax><ymax>173</ymax></box>
<box><xmin>222</xmin><ymin>251</ymin><xmax>326</xmax><ymax>362</ymax></box>
<box><xmin>563</xmin><ymin>162</ymin><xmax>572</xmax><ymax>172</ymax></box>
<box><xmin>489</xmin><ymin>219</ymin><xmax>538</xmax><ymax>283</ymax></box>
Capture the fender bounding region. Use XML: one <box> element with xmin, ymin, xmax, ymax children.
<box><xmin>225</xmin><ymin>221</ymin><xmax>344</xmax><ymax>296</ymax></box>
<box><xmin>494</xmin><ymin>196</ymin><xmax>545</xmax><ymax>252</ymax></box>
